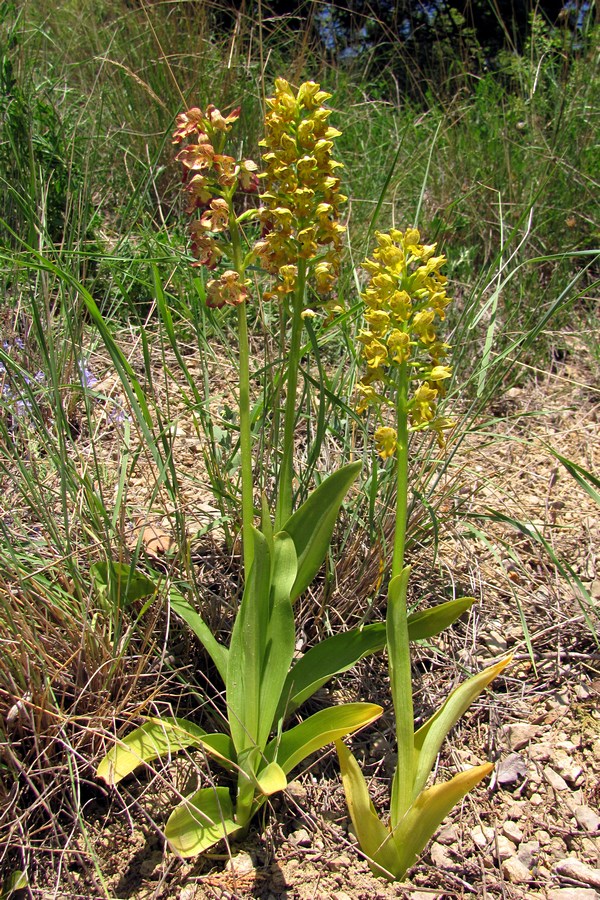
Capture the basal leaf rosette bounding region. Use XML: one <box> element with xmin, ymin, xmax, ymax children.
<box><xmin>356</xmin><ymin>229</ymin><xmax>455</xmax><ymax>455</ymax></box>
<box><xmin>173</xmin><ymin>104</ymin><xmax>258</xmax><ymax>307</ymax></box>
<box><xmin>254</xmin><ymin>79</ymin><xmax>346</xmax><ymax>307</ymax></box>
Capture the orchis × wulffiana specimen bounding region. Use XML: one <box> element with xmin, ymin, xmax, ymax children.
<box><xmin>336</xmin><ymin>229</ymin><xmax>511</xmax><ymax>882</ymax></box>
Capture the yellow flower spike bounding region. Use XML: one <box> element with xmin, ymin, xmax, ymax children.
<box><xmin>374</xmin><ymin>426</ymin><xmax>398</xmax><ymax>460</ymax></box>
<box><xmin>257</xmin><ymin>79</ymin><xmax>346</xmax><ymax>304</ymax></box>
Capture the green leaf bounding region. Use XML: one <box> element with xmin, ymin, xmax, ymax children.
<box><xmin>336</xmin><ymin>740</ymin><xmax>400</xmax><ymax>880</ymax></box>
<box><xmin>0</xmin><ymin>869</ymin><xmax>28</xmax><ymax>898</ymax></box>
<box><xmin>413</xmin><ymin>656</ymin><xmax>511</xmax><ymax>798</ymax></box>
<box><xmin>91</xmin><ymin>561</ymin><xmax>157</xmax><ymax>608</ymax></box>
<box><xmin>165</xmin><ymin>787</ymin><xmax>239</xmax><ymax>857</ymax></box>
<box><xmin>389</xmin><ymin>764</ymin><xmax>494</xmax><ymax>879</ymax></box>
<box><xmin>278</xmin><ymin>623</ymin><xmax>387</xmax><ymax>718</ymax></box>
<box><xmin>227</xmin><ymin>527</ymin><xmax>271</xmax><ymax>755</ymax></box>
<box><xmin>267</xmin><ymin>703</ymin><xmax>382</xmax><ymax>775</ymax></box>
<box><xmin>257</xmin><ymin>531</ymin><xmax>297</xmax><ymax>747</ymax></box>
<box><xmin>169</xmin><ymin>589</ymin><xmax>228</xmax><ymax>683</ymax></box>
<box><xmin>276</xmin><ymin>599</ymin><xmax>476</xmax><ymax>721</ymax></box>
<box><xmin>406</xmin><ymin>597</ymin><xmax>475</xmax><ymax>640</ymax></box>
<box><xmin>548</xmin><ymin>446</ymin><xmax>600</xmax><ymax>506</ymax></box>
<box><xmin>283</xmin><ymin>461</ymin><xmax>361</xmax><ymax>601</ymax></box>
<box><xmin>256</xmin><ymin>761</ymin><xmax>287</xmax><ymax>796</ymax></box>
<box><xmin>96</xmin><ymin>717</ymin><xmax>235</xmax><ymax>785</ymax></box>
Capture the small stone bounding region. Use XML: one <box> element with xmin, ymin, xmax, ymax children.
<box><xmin>436</xmin><ymin>823</ymin><xmax>460</xmax><ymax>845</ymax></box>
<box><xmin>497</xmin><ymin>752</ymin><xmax>528</xmax><ymax>785</ymax></box>
<box><xmin>529</xmin><ymin>743</ymin><xmax>552</xmax><ymax>762</ymax></box>
<box><xmin>224</xmin><ymin>851</ymin><xmax>255</xmax><ymax>875</ymax></box>
<box><xmin>506</xmin><ymin>800</ymin><xmax>527</xmax><ymax>819</ymax></box>
<box><xmin>332</xmin><ymin>892</ymin><xmax>352</xmax><ymax>900</ymax></box>
<box><xmin>501</xmin><ymin>723</ymin><xmax>540</xmax><ymax>750</ymax></box>
<box><xmin>286</xmin><ymin>780</ymin><xmax>308</xmax><ymax>803</ymax></box>
<box><xmin>290</xmin><ymin>828</ymin><xmax>311</xmax><ymax>847</ymax></box>
<box><xmin>502</xmin><ymin>856</ymin><xmax>533</xmax><ymax>884</ymax></box>
<box><xmin>547</xmin><ymin>890</ymin><xmax>600</xmax><ymax>900</ymax></box>
<box><xmin>518</xmin><ymin>841</ymin><xmax>540</xmax><ymax>869</ymax></box>
<box><xmin>529</xmin><ymin>792</ymin><xmax>544</xmax><ymax>806</ymax></box>
<box><xmin>554</xmin><ymin>752</ymin><xmax>584</xmax><ymax>786</ymax></box>
<box><xmin>554</xmin><ymin>857</ymin><xmax>600</xmax><ymax>888</ymax></box>
<box><xmin>494</xmin><ymin>835</ymin><xmax>517</xmax><ymax>861</ymax></box>
<box><xmin>430</xmin><ymin>842</ymin><xmax>456</xmax><ymax>870</ymax></box>
<box><xmin>502</xmin><ymin>820</ymin><xmax>524</xmax><ymax>844</ymax></box>
<box><xmin>544</xmin><ymin>765</ymin><xmax>570</xmax><ymax>792</ymax></box>
<box><xmin>471</xmin><ymin>824</ymin><xmax>493</xmax><ymax>848</ymax></box>
<box><xmin>326</xmin><ymin>855</ymin><xmax>351</xmax><ymax>872</ymax></box>
<box><xmin>537</xmin><ymin>829</ymin><xmax>551</xmax><ymax>846</ymax></box>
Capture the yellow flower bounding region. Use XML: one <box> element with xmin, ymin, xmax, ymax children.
<box><xmin>256</xmin><ymin>79</ymin><xmax>346</xmax><ymax>303</ymax></box>
<box><xmin>374</xmin><ymin>426</ymin><xmax>398</xmax><ymax>460</ymax></box>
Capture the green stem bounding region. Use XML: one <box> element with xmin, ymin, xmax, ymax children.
<box><xmin>275</xmin><ymin>259</ymin><xmax>307</xmax><ymax>531</ymax></box>
<box><xmin>392</xmin><ymin>361</ymin><xmax>409</xmax><ymax>579</ymax></box>
<box><xmin>387</xmin><ymin>360</ymin><xmax>414</xmax><ymax>825</ymax></box>
<box><xmin>230</xmin><ymin>207</ymin><xmax>254</xmax><ymax>577</ymax></box>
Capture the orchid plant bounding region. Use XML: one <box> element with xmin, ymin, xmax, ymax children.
<box><xmin>97</xmin><ymin>81</ymin><xmax>383</xmax><ymax>858</ymax></box>
<box><xmin>336</xmin><ymin>229</ymin><xmax>511</xmax><ymax>880</ymax></box>
<box><xmin>97</xmin><ymin>83</ymin><xmax>502</xmax><ymax>864</ymax></box>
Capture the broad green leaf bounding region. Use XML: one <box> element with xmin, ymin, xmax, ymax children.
<box><xmin>336</xmin><ymin>740</ymin><xmax>400</xmax><ymax>880</ymax></box>
<box><xmin>413</xmin><ymin>656</ymin><xmax>511</xmax><ymax>798</ymax></box>
<box><xmin>169</xmin><ymin>589</ymin><xmax>228</xmax><ymax>683</ymax></box>
<box><xmin>278</xmin><ymin>623</ymin><xmax>387</xmax><ymax>718</ymax></box>
<box><xmin>257</xmin><ymin>532</ymin><xmax>297</xmax><ymax>747</ymax></box>
<box><xmin>227</xmin><ymin>527</ymin><xmax>271</xmax><ymax>754</ymax></box>
<box><xmin>256</xmin><ymin>761</ymin><xmax>287</xmax><ymax>796</ymax></box>
<box><xmin>267</xmin><ymin>702</ymin><xmax>382</xmax><ymax>775</ymax></box>
<box><xmin>389</xmin><ymin>764</ymin><xmax>494</xmax><ymax>879</ymax></box>
<box><xmin>165</xmin><ymin>786</ymin><xmax>238</xmax><ymax>857</ymax></box>
<box><xmin>97</xmin><ymin>717</ymin><xmax>235</xmax><ymax>785</ymax></box>
<box><xmin>276</xmin><ymin>599</ymin><xmax>476</xmax><ymax>721</ymax></box>
<box><xmin>406</xmin><ymin>597</ymin><xmax>475</xmax><ymax>640</ymax></box>
<box><xmin>91</xmin><ymin>561</ymin><xmax>157</xmax><ymax>608</ymax></box>
<box><xmin>283</xmin><ymin>461</ymin><xmax>361</xmax><ymax>601</ymax></box>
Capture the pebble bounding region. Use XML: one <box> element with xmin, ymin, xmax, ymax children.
<box><xmin>286</xmin><ymin>780</ymin><xmax>308</xmax><ymax>803</ymax></box>
<box><xmin>493</xmin><ymin>835</ymin><xmax>516</xmax><ymax>861</ymax></box>
<box><xmin>290</xmin><ymin>827</ymin><xmax>311</xmax><ymax>847</ymax></box>
<box><xmin>332</xmin><ymin>892</ymin><xmax>353</xmax><ymax>900</ymax></box>
<box><xmin>326</xmin><ymin>855</ymin><xmax>351</xmax><ymax>872</ymax></box>
<box><xmin>502</xmin><ymin>820</ymin><xmax>524</xmax><ymax>844</ymax></box>
<box><xmin>506</xmin><ymin>800</ymin><xmax>528</xmax><ymax>819</ymax></box>
<box><xmin>518</xmin><ymin>840</ymin><xmax>540</xmax><ymax>869</ymax></box>
<box><xmin>470</xmin><ymin>824</ymin><xmax>493</xmax><ymax>848</ymax></box>
<box><xmin>529</xmin><ymin>743</ymin><xmax>552</xmax><ymax>762</ymax></box>
<box><xmin>547</xmin><ymin>891</ymin><xmax>600</xmax><ymax>900</ymax></box>
<box><xmin>544</xmin><ymin>765</ymin><xmax>570</xmax><ymax>792</ymax></box>
<box><xmin>436</xmin><ymin>823</ymin><xmax>460</xmax><ymax>845</ymax></box>
<box><xmin>530</xmin><ymin>792</ymin><xmax>544</xmax><ymax>806</ymax></box>
<box><xmin>502</xmin><ymin>856</ymin><xmax>532</xmax><ymax>884</ymax></box>
<box><xmin>501</xmin><ymin>723</ymin><xmax>540</xmax><ymax>750</ymax></box>
<box><xmin>430</xmin><ymin>842</ymin><xmax>456</xmax><ymax>870</ymax></box>
<box><xmin>224</xmin><ymin>851</ymin><xmax>255</xmax><ymax>875</ymax></box>
<box><xmin>496</xmin><ymin>752</ymin><xmax>528</xmax><ymax>785</ymax></box>
<box><xmin>554</xmin><ymin>752</ymin><xmax>584</xmax><ymax>786</ymax></box>
<box><xmin>554</xmin><ymin>858</ymin><xmax>600</xmax><ymax>888</ymax></box>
